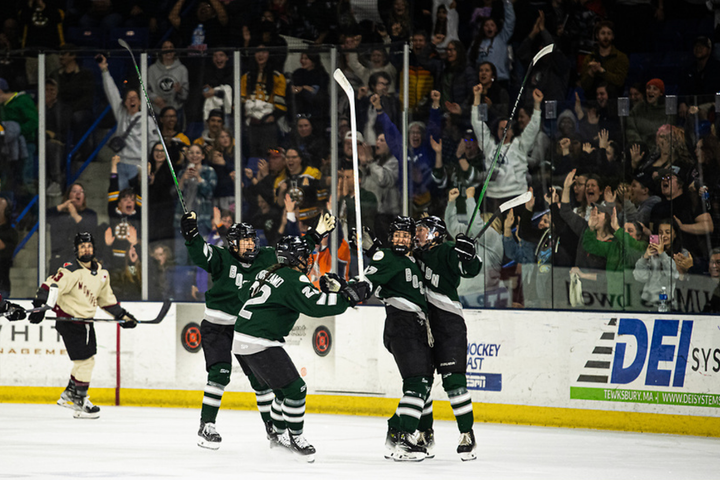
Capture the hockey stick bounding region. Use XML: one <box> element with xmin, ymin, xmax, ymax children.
<box><xmin>333</xmin><ymin>68</ymin><xmax>365</xmax><ymax>281</ymax></box>
<box><xmin>50</xmin><ymin>300</ymin><xmax>172</xmax><ymax>325</ymax></box>
<box><xmin>117</xmin><ymin>38</ymin><xmax>187</xmax><ymax>213</ymax></box>
<box><xmin>466</xmin><ymin>43</ymin><xmax>554</xmax><ymax>237</ymax></box>
<box><xmin>471</xmin><ymin>191</ymin><xmax>533</xmax><ymax>241</ymax></box>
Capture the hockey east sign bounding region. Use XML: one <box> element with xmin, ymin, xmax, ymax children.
<box><xmin>465</xmin><ymin>341</ymin><xmax>502</xmax><ymax>392</ymax></box>
<box><xmin>570</xmin><ymin>316</ymin><xmax>720</xmax><ymax>409</ymax></box>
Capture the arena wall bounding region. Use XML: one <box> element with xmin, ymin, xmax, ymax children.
<box><xmin>1</xmin><ymin>302</ymin><xmax>718</xmax><ymax>437</ymax></box>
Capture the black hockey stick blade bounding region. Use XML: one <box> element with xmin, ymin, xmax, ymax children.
<box><xmin>51</xmin><ymin>300</ymin><xmax>172</xmax><ymax>325</ymax></box>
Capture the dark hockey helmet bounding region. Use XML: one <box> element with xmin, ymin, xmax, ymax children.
<box><xmin>415</xmin><ymin>215</ymin><xmax>447</xmax><ymax>251</ymax></box>
<box><xmin>388</xmin><ymin>215</ymin><xmax>416</xmax><ymax>255</ymax></box>
<box><xmin>227</xmin><ymin>222</ymin><xmax>259</xmax><ymax>262</ymax></box>
<box><xmin>74</xmin><ymin>231</ymin><xmax>95</xmax><ymax>259</ymax></box>
<box><xmin>276</xmin><ymin>235</ymin><xmax>313</xmax><ymax>273</ymax></box>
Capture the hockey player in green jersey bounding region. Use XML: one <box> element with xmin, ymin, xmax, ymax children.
<box><xmin>414</xmin><ymin>216</ymin><xmax>481</xmax><ymax>461</ymax></box>
<box><xmin>181</xmin><ymin>211</ymin><xmax>278</xmax><ymax>450</ymax></box>
<box><xmin>232</xmin><ymin>235</ymin><xmax>369</xmax><ymax>462</ymax></box>
<box><xmin>359</xmin><ymin>215</ymin><xmax>435</xmax><ymax>462</ymax></box>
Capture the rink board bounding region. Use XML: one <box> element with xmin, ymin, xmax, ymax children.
<box><xmin>1</xmin><ymin>302</ymin><xmax>719</xmax><ymax>436</ymax></box>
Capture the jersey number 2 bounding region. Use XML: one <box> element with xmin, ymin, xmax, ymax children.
<box><xmin>238</xmin><ymin>284</ymin><xmax>271</xmax><ymax>319</ymax></box>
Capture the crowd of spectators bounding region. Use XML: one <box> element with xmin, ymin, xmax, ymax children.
<box><xmin>1</xmin><ymin>0</ymin><xmax>720</xmax><ymax>312</ymax></box>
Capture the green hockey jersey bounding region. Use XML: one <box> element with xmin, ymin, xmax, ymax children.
<box><xmin>414</xmin><ymin>241</ymin><xmax>481</xmax><ymax>316</ymax></box>
<box><xmin>186</xmin><ymin>235</ymin><xmax>277</xmax><ymax>325</ymax></box>
<box><xmin>234</xmin><ymin>266</ymin><xmax>352</xmax><ymax>343</ymax></box>
<box><xmin>363</xmin><ymin>248</ymin><xmax>428</xmax><ymax>315</ymax></box>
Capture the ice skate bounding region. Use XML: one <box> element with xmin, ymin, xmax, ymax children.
<box><xmin>390</xmin><ymin>431</ymin><xmax>426</xmax><ymax>462</ymax></box>
<box><xmin>289</xmin><ymin>433</ymin><xmax>316</xmax><ymax>463</ymax></box>
<box><xmin>197</xmin><ymin>421</ymin><xmax>221</xmax><ymax>450</ymax></box>
<box><xmin>72</xmin><ymin>396</ymin><xmax>100</xmax><ymax>419</ymax></box>
<box><xmin>384</xmin><ymin>426</ymin><xmax>399</xmax><ymax>459</ymax></box>
<box><xmin>417</xmin><ymin>428</ymin><xmax>435</xmax><ymax>459</ymax></box>
<box><xmin>265</xmin><ymin>421</ymin><xmax>279</xmax><ymax>443</ymax></box>
<box><xmin>57</xmin><ymin>388</ymin><xmax>77</xmax><ymax>411</ymax></box>
<box><xmin>270</xmin><ymin>430</ymin><xmax>292</xmax><ymax>451</ymax></box>
<box><xmin>457</xmin><ymin>430</ymin><xmax>477</xmax><ymax>461</ymax></box>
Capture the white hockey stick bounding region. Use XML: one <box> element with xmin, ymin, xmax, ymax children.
<box><xmin>118</xmin><ymin>39</ymin><xmax>187</xmax><ymax>213</ymax></box>
<box><xmin>472</xmin><ymin>191</ymin><xmax>533</xmax><ymax>241</ymax></box>
<box><xmin>466</xmin><ymin>44</ymin><xmax>555</xmax><ymax>236</ymax></box>
<box><xmin>333</xmin><ymin>68</ymin><xmax>365</xmax><ymax>281</ymax></box>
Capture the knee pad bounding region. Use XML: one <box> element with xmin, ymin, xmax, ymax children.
<box><xmin>247</xmin><ymin>372</ymin><xmax>269</xmax><ymax>393</ymax></box>
<box><xmin>402</xmin><ymin>376</ymin><xmax>432</xmax><ymax>399</ymax></box>
<box><xmin>280</xmin><ymin>378</ymin><xmax>306</xmax><ymax>402</ymax></box>
<box><xmin>208</xmin><ymin>363</ymin><xmax>232</xmax><ymax>387</ymax></box>
<box><xmin>441</xmin><ymin>372</ymin><xmax>467</xmax><ymax>394</ymax></box>
<box><xmin>71</xmin><ymin>356</ymin><xmax>95</xmax><ymax>383</ymax></box>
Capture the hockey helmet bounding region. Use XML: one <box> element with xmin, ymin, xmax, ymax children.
<box><xmin>415</xmin><ymin>216</ymin><xmax>447</xmax><ymax>251</ymax></box>
<box><xmin>74</xmin><ymin>231</ymin><xmax>95</xmax><ymax>259</ymax></box>
<box><xmin>227</xmin><ymin>222</ymin><xmax>259</xmax><ymax>262</ymax></box>
<box><xmin>276</xmin><ymin>235</ymin><xmax>313</xmax><ymax>273</ymax></box>
<box><xmin>388</xmin><ymin>216</ymin><xmax>415</xmax><ymax>255</ymax></box>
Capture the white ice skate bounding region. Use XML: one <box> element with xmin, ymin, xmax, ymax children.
<box><xmin>197</xmin><ymin>421</ymin><xmax>221</xmax><ymax>450</ymax></box>
<box><xmin>457</xmin><ymin>430</ymin><xmax>477</xmax><ymax>461</ymax></box>
<box><xmin>73</xmin><ymin>396</ymin><xmax>100</xmax><ymax>419</ymax></box>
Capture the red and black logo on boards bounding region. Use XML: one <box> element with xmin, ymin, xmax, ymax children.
<box><xmin>313</xmin><ymin>326</ymin><xmax>332</xmax><ymax>357</ymax></box>
<box><xmin>181</xmin><ymin>322</ymin><xmax>202</xmax><ymax>353</ymax></box>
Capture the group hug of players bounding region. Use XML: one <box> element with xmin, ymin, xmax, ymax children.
<box><xmin>0</xmin><ymin>206</ymin><xmax>480</xmax><ymax>463</ymax></box>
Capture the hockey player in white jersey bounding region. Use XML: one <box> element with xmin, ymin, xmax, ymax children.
<box><xmin>29</xmin><ymin>232</ymin><xmax>138</xmax><ymax>419</ymax></box>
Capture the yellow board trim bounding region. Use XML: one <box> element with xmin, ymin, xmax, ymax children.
<box><xmin>2</xmin><ymin>386</ymin><xmax>718</xmax><ymax>437</ymax></box>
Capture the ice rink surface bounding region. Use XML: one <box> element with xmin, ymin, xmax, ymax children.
<box><xmin>0</xmin><ymin>403</ymin><xmax>717</xmax><ymax>480</ymax></box>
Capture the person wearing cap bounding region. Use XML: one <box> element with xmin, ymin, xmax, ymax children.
<box><xmin>194</xmin><ymin>108</ymin><xmax>225</xmax><ymax>148</ymax></box>
<box><xmin>628</xmin><ymin>172</ymin><xmax>661</xmax><ymax>226</ymax></box>
<box><xmin>678</xmin><ymin>36</ymin><xmax>720</xmax><ymax>118</ymax></box>
<box><xmin>580</xmin><ymin>20</ymin><xmax>629</xmax><ymax>99</ymax></box>
<box><xmin>626</xmin><ymin>78</ymin><xmax>673</xmax><ymax>150</ymax></box>
<box><xmin>650</xmin><ymin>165</ymin><xmax>713</xmax><ymax>268</ymax></box>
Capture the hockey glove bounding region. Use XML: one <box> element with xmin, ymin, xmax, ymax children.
<box><xmin>319</xmin><ymin>272</ymin><xmax>345</xmax><ymax>294</ymax></box>
<box><xmin>180</xmin><ymin>211</ymin><xmax>199</xmax><ymax>241</ymax></box>
<box><xmin>350</xmin><ymin>227</ymin><xmax>381</xmax><ymax>256</ymax></box>
<box><xmin>0</xmin><ymin>300</ymin><xmax>26</xmax><ymax>321</ymax></box>
<box><xmin>120</xmin><ymin>311</ymin><xmax>138</xmax><ymax>329</ymax></box>
<box><xmin>306</xmin><ymin>213</ymin><xmax>336</xmax><ymax>244</ymax></box>
<box><xmin>343</xmin><ymin>279</ymin><xmax>372</xmax><ymax>307</ymax></box>
<box><xmin>454</xmin><ymin>233</ymin><xmax>476</xmax><ymax>264</ymax></box>
<box><xmin>29</xmin><ymin>286</ymin><xmax>50</xmax><ymax>324</ymax></box>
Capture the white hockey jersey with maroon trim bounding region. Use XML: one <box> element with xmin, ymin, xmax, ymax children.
<box><xmin>42</xmin><ymin>260</ymin><xmax>118</xmax><ymax>318</ymax></box>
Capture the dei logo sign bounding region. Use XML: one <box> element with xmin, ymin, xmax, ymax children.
<box><xmin>571</xmin><ymin>317</ymin><xmax>720</xmax><ymax>408</ymax></box>
<box><xmin>465</xmin><ymin>341</ymin><xmax>502</xmax><ymax>392</ymax></box>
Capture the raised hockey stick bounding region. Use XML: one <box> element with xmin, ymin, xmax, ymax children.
<box><xmin>471</xmin><ymin>191</ymin><xmax>533</xmax><ymax>241</ymax></box>
<box><xmin>333</xmin><ymin>68</ymin><xmax>365</xmax><ymax>281</ymax></box>
<box><xmin>49</xmin><ymin>300</ymin><xmax>172</xmax><ymax>325</ymax></box>
<box><xmin>466</xmin><ymin>43</ymin><xmax>554</xmax><ymax>237</ymax></box>
<box><xmin>117</xmin><ymin>38</ymin><xmax>187</xmax><ymax>213</ymax></box>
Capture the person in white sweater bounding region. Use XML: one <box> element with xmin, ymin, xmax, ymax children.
<box><xmin>470</xmin><ymin>83</ymin><xmax>543</xmax><ymax>208</ymax></box>
<box><xmin>98</xmin><ymin>54</ymin><xmax>159</xmax><ymax>190</ymax></box>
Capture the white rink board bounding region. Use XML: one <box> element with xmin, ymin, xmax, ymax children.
<box><xmin>2</xmin><ymin>303</ymin><xmax>719</xmax><ymax>417</ymax></box>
